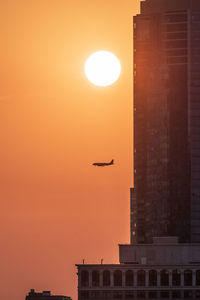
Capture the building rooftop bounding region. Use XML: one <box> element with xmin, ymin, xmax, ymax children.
<box><xmin>141</xmin><ymin>0</ymin><xmax>200</xmax><ymax>14</ymax></box>
<box><xmin>26</xmin><ymin>290</ymin><xmax>72</xmax><ymax>300</ymax></box>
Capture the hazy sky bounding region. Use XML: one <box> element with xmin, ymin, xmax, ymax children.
<box><xmin>0</xmin><ymin>1</ymin><xmax>140</xmax><ymax>300</ymax></box>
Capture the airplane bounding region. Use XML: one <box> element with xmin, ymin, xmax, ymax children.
<box><xmin>93</xmin><ymin>159</ymin><xmax>114</xmax><ymax>167</ymax></box>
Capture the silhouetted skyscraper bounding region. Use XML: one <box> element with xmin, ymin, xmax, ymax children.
<box><xmin>132</xmin><ymin>0</ymin><xmax>200</xmax><ymax>244</ymax></box>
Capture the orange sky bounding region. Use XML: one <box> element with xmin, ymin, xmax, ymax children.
<box><xmin>0</xmin><ymin>1</ymin><xmax>140</xmax><ymax>300</ymax></box>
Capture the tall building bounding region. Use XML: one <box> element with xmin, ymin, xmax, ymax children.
<box><xmin>76</xmin><ymin>1</ymin><xmax>200</xmax><ymax>299</ymax></box>
<box><xmin>132</xmin><ymin>0</ymin><xmax>200</xmax><ymax>244</ymax></box>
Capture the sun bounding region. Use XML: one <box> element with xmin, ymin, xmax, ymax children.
<box><xmin>84</xmin><ymin>51</ymin><xmax>121</xmax><ymax>87</ymax></box>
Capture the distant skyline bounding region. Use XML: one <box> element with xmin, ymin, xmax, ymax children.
<box><xmin>0</xmin><ymin>1</ymin><xmax>140</xmax><ymax>300</ymax></box>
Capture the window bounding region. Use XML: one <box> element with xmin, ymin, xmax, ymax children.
<box><xmin>148</xmin><ymin>291</ymin><xmax>157</xmax><ymax>299</ymax></box>
<box><xmin>80</xmin><ymin>291</ymin><xmax>89</xmax><ymax>300</ymax></box>
<box><xmin>165</xmin><ymin>40</ymin><xmax>187</xmax><ymax>49</ymax></box>
<box><xmin>114</xmin><ymin>270</ymin><xmax>122</xmax><ymax>287</ymax></box>
<box><xmin>149</xmin><ymin>270</ymin><xmax>157</xmax><ymax>286</ymax></box>
<box><xmin>113</xmin><ymin>292</ymin><xmax>123</xmax><ymax>299</ymax></box>
<box><xmin>81</xmin><ymin>271</ymin><xmax>89</xmax><ymax>287</ymax></box>
<box><xmin>195</xmin><ymin>290</ymin><xmax>200</xmax><ymax>298</ymax></box>
<box><xmin>192</xmin><ymin>80</ymin><xmax>200</xmax><ymax>87</ymax></box>
<box><xmin>91</xmin><ymin>292</ymin><xmax>100</xmax><ymax>299</ymax></box>
<box><xmin>184</xmin><ymin>270</ymin><xmax>192</xmax><ymax>286</ymax></box>
<box><xmin>160</xmin><ymin>291</ymin><xmax>169</xmax><ymax>299</ymax></box>
<box><xmin>137</xmin><ymin>270</ymin><xmax>146</xmax><ymax>286</ymax></box>
<box><xmin>125</xmin><ymin>270</ymin><xmax>134</xmax><ymax>286</ymax></box>
<box><xmin>166</xmin><ymin>32</ymin><xmax>187</xmax><ymax>39</ymax></box>
<box><xmin>172</xmin><ymin>269</ymin><xmax>181</xmax><ymax>286</ymax></box>
<box><xmin>167</xmin><ymin>57</ymin><xmax>187</xmax><ymax>64</ymax></box>
<box><xmin>103</xmin><ymin>270</ymin><xmax>110</xmax><ymax>286</ymax></box>
<box><xmin>172</xmin><ymin>290</ymin><xmax>181</xmax><ymax>298</ymax></box>
<box><xmin>92</xmin><ymin>271</ymin><xmax>99</xmax><ymax>287</ymax></box>
<box><xmin>191</xmin><ymin>40</ymin><xmax>200</xmax><ymax>47</ymax></box>
<box><xmin>166</xmin><ymin>49</ymin><xmax>187</xmax><ymax>56</ymax></box>
<box><xmin>161</xmin><ymin>270</ymin><xmax>169</xmax><ymax>286</ymax></box>
<box><xmin>191</xmin><ymin>23</ymin><xmax>200</xmax><ymax>30</ymax></box>
<box><xmin>196</xmin><ymin>270</ymin><xmax>200</xmax><ymax>285</ymax></box>
<box><xmin>125</xmin><ymin>292</ymin><xmax>134</xmax><ymax>299</ymax></box>
<box><xmin>103</xmin><ymin>292</ymin><xmax>112</xmax><ymax>299</ymax></box>
<box><xmin>165</xmin><ymin>14</ymin><xmax>187</xmax><ymax>23</ymax></box>
<box><xmin>137</xmin><ymin>291</ymin><xmax>145</xmax><ymax>299</ymax></box>
<box><xmin>167</xmin><ymin>23</ymin><xmax>187</xmax><ymax>32</ymax></box>
<box><xmin>192</xmin><ymin>14</ymin><xmax>200</xmax><ymax>21</ymax></box>
<box><xmin>192</xmin><ymin>56</ymin><xmax>200</xmax><ymax>64</ymax></box>
<box><xmin>135</xmin><ymin>20</ymin><xmax>150</xmax><ymax>41</ymax></box>
<box><xmin>184</xmin><ymin>290</ymin><xmax>193</xmax><ymax>298</ymax></box>
<box><xmin>192</xmin><ymin>49</ymin><xmax>200</xmax><ymax>56</ymax></box>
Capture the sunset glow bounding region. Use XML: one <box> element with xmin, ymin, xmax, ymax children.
<box><xmin>0</xmin><ymin>1</ymin><xmax>140</xmax><ymax>300</ymax></box>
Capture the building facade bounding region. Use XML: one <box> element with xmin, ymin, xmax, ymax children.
<box><xmin>133</xmin><ymin>0</ymin><xmax>200</xmax><ymax>244</ymax></box>
<box><xmin>77</xmin><ymin>238</ymin><xmax>200</xmax><ymax>300</ymax></box>
<box><xmin>77</xmin><ymin>264</ymin><xmax>200</xmax><ymax>300</ymax></box>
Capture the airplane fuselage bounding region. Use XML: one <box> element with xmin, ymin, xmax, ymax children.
<box><xmin>93</xmin><ymin>160</ymin><xmax>114</xmax><ymax>167</ymax></box>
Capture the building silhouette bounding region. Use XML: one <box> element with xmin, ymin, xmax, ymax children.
<box><xmin>26</xmin><ymin>289</ymin><xmax>72</xmax><ymax>300</ymax></box>
<box><xmin>132</xmin><ymin>0</ymin><xmax>200</xmax><ymax>245</ymax></box>
<box><xmin>76</xmin><ymin>0</ymin><xmax>200</xmax><ymax>299</ymax></box>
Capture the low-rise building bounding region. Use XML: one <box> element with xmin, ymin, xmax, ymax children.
<box><xmin>26</xmin><ymin>289</ymin><xmax>72</xmax><ymax>300</ymax></box>
<box><xmin>76</xmin><ymin>238</ymin><xmax>200</xmax><ymax>299</ymax></box>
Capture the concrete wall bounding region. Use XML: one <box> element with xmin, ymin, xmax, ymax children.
<box><xmin>119</xmin><ymin>243</ymin><xmax>200</xmax><ymax>265</ymax></box>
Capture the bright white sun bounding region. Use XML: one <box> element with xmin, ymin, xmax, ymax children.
<box><xmin>84</xmin><ymin>51</ymin><xmax>121</xmax><ymax>87</ymax></box>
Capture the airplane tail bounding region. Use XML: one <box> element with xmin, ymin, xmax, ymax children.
<box><xmin>110</xmin><ymin>159</ymin><xmax>114</xmax><ymax>164</ymax></box>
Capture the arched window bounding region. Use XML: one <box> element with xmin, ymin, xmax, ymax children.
<box><xmin>114</xmin><ymin>270</ymin><xmax>122</xmax><ymax>286</ymax></box>
<box><xmin>172</xmin><ymin>269</ymin><xmax>181</xmax><ymax>286</ymax></box>
<box><xmin>103</xmin><ymin>270</ymin><xmax>110</xmax><ymax>286</ymax></box>
<box><xmin>125</xmin><ymin>270</ymin><xmax>134</xmax><ymax>286</ymax></box>
<box><xmin>160</xmin><ymin>270</ymin><xmax>169</xmax><ymax>286</ymax></box>
<box><xmin>137</xmin><ymin>270</ymin><xmax>145</xmax><ymax>286</ymax></box>
<box><xmin>81</xmin><ymin>270</ymin><xmax>89</xmax><ymax>287</ymax></box>
<box><xmin>92</xmin><ymin>270</ymin><xmax>99</xmax><ymax>287</ymax></box>
<box><xmin>196</xmin><ymin>270</ymin><xmax>200</xmax><ymax>286</ymax></box>
<box><xmin>184</xmin><ymin>270</ymin><xmax>192</xmax><ymax>286</ymax></box>
<box><xmin>149</xmin><ymin>270</ymin><xmax>157</xmax><ymax>286</ymax></box>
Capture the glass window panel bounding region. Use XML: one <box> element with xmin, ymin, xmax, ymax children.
<box><xmin>167</xmin><ymin>23</ymin><xmax>187</xmax><ymax>32</ymax></box>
